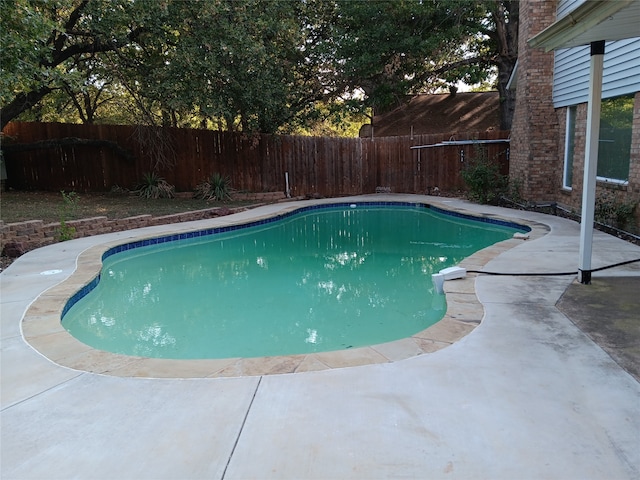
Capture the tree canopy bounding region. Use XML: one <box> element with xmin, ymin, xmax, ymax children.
<box><xmin>1</xmin><ymin>0</ymin><xmax>518</xmax><ymax>133</ymax></box>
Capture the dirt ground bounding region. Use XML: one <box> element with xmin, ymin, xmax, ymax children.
<box><xmin>557</xmin><ymin>277</ymin><xmax>640</xmax><ymax>383</ymax></box>
<box><xmin>0</xmin><ymin>190</ymin><xmax>283</xmax><ymax>272</ymax></box>
<box><xmin>0</xmin><ymin>190</ymin><xmax>260</xmax><ymax>224</ymax></box>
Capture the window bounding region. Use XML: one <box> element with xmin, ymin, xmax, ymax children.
<box><xmin>597</xmin><ymin>94</ymin><xmax>633</xmax><ymax>184</ymax></box>
<box><xmin>563</xmin><ymin>106</ymin><xmax>576</xmax><ymax>189</ymax></box>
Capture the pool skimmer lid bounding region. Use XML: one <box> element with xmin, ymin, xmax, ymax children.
<box><xmin>432</xmin><ymin>266</ymin><xmax>467</xmax><ymax>294</ymax></box>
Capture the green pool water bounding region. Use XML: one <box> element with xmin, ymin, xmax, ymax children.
<box><xmin>62</xmin><ymin>204</ymin><xmax>522</xmax><ymax>359</ymax></box>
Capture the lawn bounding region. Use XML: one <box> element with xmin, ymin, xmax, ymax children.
<box><xmin>0</xmin><ymin>191</ymin><xmax>257</xmax><ymax>224</ymax></box>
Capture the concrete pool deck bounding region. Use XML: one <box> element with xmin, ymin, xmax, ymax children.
<box><xmin>1</xmin><ymin>194</ymin><xmax>639</xmax><ymax>479</ymax></box>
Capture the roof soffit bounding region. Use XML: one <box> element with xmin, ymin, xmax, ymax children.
<box><xmin>528</xmin><ymin>0</ymin><xmax>640</xmax><ymax>51</ymax></box>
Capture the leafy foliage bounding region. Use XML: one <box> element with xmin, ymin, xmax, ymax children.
<box><xmin>0</xmin><ymin>0</ymin><xmax>154</xmax><ymax>129</ymax></box>
<box><xmin>330</xmin><ymin>0</ymin><xmax>517</xmax><ymax>128</ymax></box>
<box><xmin>332</xmin><ymin>1</ymin><xmax>470</xmax><ymax>111</ymax></box>
<box><xmin>595</xmin><ymin>190</ymin><xmax>638</xmax><ymax>232</ymax></box>
<box><xmin>461</xmin><ymin>147</ymin><xmax>508</xmax><ymax>205</ymax></box>
<box><xmin>0</xmin><ymin>0</ymin><xmax>56</xmax><ymax>105</ymax></box>
<box><xmin>194</xmin><ymin>173</ymin><xmax>234</xmax><ymax>202</ymax></box>
<box><xmin>2</xmin><ymin>0</ymin><xmax>518</xmax><ymax>133</ymax></box>
<box><xmin>135</xmin><ymin>172</ymin><xmax>175</xmax><ymax>199</ymax></box>
<box><xmin>57</xmin><ymin>190</ymin><xmax>79</xmax><ymax>241</ymax></box>
<box><xmin>600</xmin><ymin>94</ymin><xmax>634</xmax><ymax>129</ymax></box>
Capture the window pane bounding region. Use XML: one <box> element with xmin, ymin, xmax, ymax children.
<box><xmin>597</xmin><ymin>94</ymin><xmax>633</xmax><ymax>182</ymax></box>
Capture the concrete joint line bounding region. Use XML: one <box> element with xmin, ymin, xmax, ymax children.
<box><xmin>0</xmin><ymin>371</ymin><xmax>85</xmax><ymax>412</ymax></box>
<box><xmin>221</xmin><ymin>376</ymin><xmax>263</xmax><ymax>479</ymax></box>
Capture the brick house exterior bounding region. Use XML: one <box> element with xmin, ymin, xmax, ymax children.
<box><xmin>511</xmin><ymin>0</ymin><xmax>640</xmax><ymax>233</ymax></box>
<box><xmin>510</xmin><ymin>0</ymin><xmax>560</xmax><ymax>201</ymax></box>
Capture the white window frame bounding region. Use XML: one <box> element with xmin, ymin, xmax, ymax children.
<box><xmin>595</xmin><ymin>175</ymin><xmax>629</xmax><ymax>186</ymax></box>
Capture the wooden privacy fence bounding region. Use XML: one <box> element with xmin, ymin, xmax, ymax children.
<box><xmin>2</xmin><ymin>122</ymin><xmax>510</xmax><ymax>196</ymax></box>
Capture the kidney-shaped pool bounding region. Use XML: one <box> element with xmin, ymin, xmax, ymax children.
<box><xmin>61</xmin><ymin>202</ymin><xmax>527</xmax><ymax>359</ymax></box>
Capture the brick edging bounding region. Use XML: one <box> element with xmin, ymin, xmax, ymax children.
<box><xmin>0</xmin><ymin>205</ymin><xmax>253</xmax><ymax>257</ymax></box>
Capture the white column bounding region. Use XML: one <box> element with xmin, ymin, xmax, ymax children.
<box><xmin>578</xmin><ymin>41</ymin><xmax>605</xmax><ymax>284</ymax></box>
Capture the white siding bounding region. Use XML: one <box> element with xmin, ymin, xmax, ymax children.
<box><xmin>553</xmin><ymin>38</ymin><xmax>640</xmax><ymax>107</ymax></box>
<box><xmin>557</xmin><ymin>0</ymin><xmax>587</xmax><ymax>19</ymax></box>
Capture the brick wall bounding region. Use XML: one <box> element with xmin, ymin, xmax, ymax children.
<box><xmin>510</xmin><ymin>0</ymin><xmax>561</xmax><ymax>201</ymax></box>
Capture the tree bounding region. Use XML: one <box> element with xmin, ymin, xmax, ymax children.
<box><xmin>330</xmin><ymin>0</ymin><xmax>518</xmax><ymax>130</ymax></box>
<box><xmin>1</xmin><ymin>0</ymin><xmax>341</xmax><ymax>133</ymax></box>
<box><xmin>85</xmin><ymin>0</ymin><xmax>339</xmax><ymax>133</ymax></box>
<box><xmin>1</xmin><ymin>0</ymin><xmax>56</xmax><ymax>128</ymax></box>
<box><xmin>480</xmin><ymin>0</ymin><xmax>519</xmax><ymax>130</ymax></box>
<box><xmin>2</xmin><ymin>0</ymin><xmax>518</xmax><ymax>134</ymax></box>
<box><xmin>59</xmin><ymin>55</ymin><xmax>119</xmax><ymax>124</ymax></box>
<box><xmin>0</xmin><ymin>0</ymin><xmax>148</xmax><ymax>130</ymax></box>
<box><xmin>164</xmin><ymin>0</ymin><xmax>306</xmax><ymax>132</ymax></box>
<box><xmin>332</xmin><ymin>1</ymin><xmax>471</xmax><ymax>114</ymax></box>
<box><xmin>18</xmin><ymin>54</ymin><xmax>122</xmax><ymax>125</ymax></box>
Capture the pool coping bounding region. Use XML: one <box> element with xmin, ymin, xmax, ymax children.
<box><xmin>21</xmin><ymin>199</ymin><xmax>549</xmax><ymax>378</ymax></box>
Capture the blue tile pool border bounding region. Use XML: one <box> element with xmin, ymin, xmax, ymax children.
<box><xmin>61</xmin><ymin>201</ymin><xmax>530</xmax><ymax>318</ymax></box>
<box><xmin>428</xmin><ymin>205</ymin><xmax>532</xmax><ymax>232</ymax></box>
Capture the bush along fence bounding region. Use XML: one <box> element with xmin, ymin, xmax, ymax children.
<box><xmin>2</xmin><ymin>122</ymin><xmax>510</xmax><ymax>197</ymax></box>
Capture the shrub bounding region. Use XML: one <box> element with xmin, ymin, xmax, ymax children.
<box><xmin>595</xmin><ymin>190</ymin><xmax>637</xmax><ymax>232</ymax></box>
<box><xmin>109</xmin><ymin>184</ymin><xmax>129</xmax><ymax>196</ymax></box>
<box><xmin>135</xmin><ymin>172</ymin><xmax>175</xmax><ymax>199</ymax></box>
<box><xmin>503</xmin><ymin>175</ymin><xmax>524</xmax><ymax>205</ymax></box>
<box><xmin>58</xmin><ymin>190</ymin><xmax>79</xmax><ymax>241</ymax></box>
<box><xmin>194</xmin><ymin>173</ymin><xmax>233</xmax><ymax>201</ymax></box>
<box><xmin>461</xmin><ymin>146</ymin><xmax>508</xmax><ymax>205</ymax></box>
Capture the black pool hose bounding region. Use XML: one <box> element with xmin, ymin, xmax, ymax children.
<box><xmin>466</xmin><ymin>257</ymin><xmax>640</xmax><ymax>277</ymax></box>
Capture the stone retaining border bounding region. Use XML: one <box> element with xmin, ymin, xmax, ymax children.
<box><xmin>1</xmin><ymin>205</ymin><xmax>252</xmax><ymax>256</ymax></box>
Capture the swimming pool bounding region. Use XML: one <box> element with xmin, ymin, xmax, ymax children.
<box><xmin>61</xmin><ymin>202</ymin><xmax>527</xmax><ymax>360</ymax></box>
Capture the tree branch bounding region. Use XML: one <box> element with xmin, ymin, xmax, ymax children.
<box><xmin>44</xmin><ymin>26</ymin><xmax>146</xmax><ymax>68</ymax></box>
<box><xmin>51</xmin><ymin>0</ymin><xmax>89</xmax><ymax>54</ymax></box>
<box><xmin>3</xmin><ymin>11</ymin><xmax>146</xmax><ymax>128</ymax></box>
<box><xmin>1</xmin><ymin>87</ymin><xmax>53</xmax><ymax>130</ymax></box>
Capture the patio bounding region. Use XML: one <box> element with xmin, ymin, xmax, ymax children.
<box><xmin>1</xmin><ymin>195</ymin><xmax>639</xmax><ymax>479</ymax></box>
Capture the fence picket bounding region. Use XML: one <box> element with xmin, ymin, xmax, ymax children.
<box><xmin>2</xmin><ymin>122</ymin><xmax>509</xmax><ymax>196</ymax></box>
